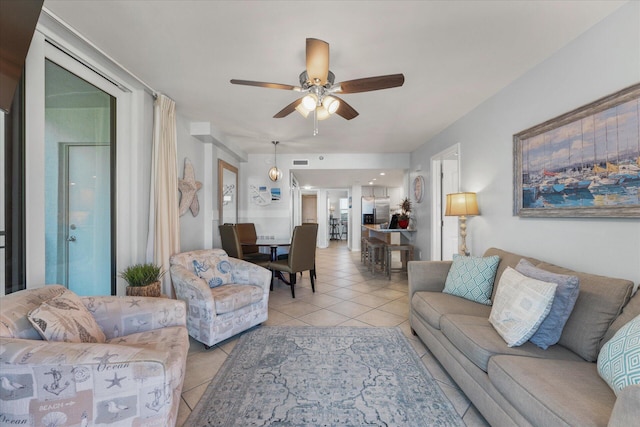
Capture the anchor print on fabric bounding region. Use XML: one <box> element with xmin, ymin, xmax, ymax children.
<box><xmin>43</xmin><ymin>368</ymin><xmax>69</xmax><ymax>396</ymax></box>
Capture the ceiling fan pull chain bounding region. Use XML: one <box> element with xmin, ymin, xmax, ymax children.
<box><xmin>313</xmin><ymin>108</ymin><xmax>319</xmax><ymax>136</ymax></box>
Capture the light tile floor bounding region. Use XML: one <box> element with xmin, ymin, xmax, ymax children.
<box><xmin>176</xmin><ymin>241</ymin><xmax>489</xmax><ymax>426</ymax></box>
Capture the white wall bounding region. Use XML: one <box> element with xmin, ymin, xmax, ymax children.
<box><xmin>410</xmin><ymin>2</ymin><xmax>640</xmax><ymax>286</ymax></box>
<box><xmin>176</xmin><ymin>113</ymin><xmax>208</xmax><ymax>251</ymax></box>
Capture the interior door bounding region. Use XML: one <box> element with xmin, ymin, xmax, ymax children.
<box><xmin>302</xmin><ymin>194</ymin><xmax>317</xmax><ymax>223</ymax></box>
<box><xmin>431</xmin><ymin>144</ymin><xmax>460</xmax><ymax>260</ymax></box>
<box><xmin>441</xmin><ymin>159</ymin><xmax>459</xmax><ymax>259</ymax></box>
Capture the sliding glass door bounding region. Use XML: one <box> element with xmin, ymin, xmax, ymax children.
<box><xmin>44</xmin><ymin>59</ymin><xmax>114</xmax><ymax>295</ymax></box>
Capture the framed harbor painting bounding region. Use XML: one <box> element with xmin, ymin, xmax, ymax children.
<box><xmin>513</xmin><ymin>83</ymin><xmax>640</xmax><ymax>218</ymax></box>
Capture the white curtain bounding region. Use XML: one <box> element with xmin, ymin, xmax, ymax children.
<box><xmin>146</xmin><ymin>94</ymin><xmax>180</xmax><ymax>297</ymax></box>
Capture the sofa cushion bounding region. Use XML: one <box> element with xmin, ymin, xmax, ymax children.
<box><xmin>210</xmin><ymin>284</ymin><xmax>264</xmax><ymax>314</ymax></box>
<box><xmin>443</xmin><ymin>254</ymin><xmax>500</xmax><ymax>305</ymax></box>
<box><xmin>441</xmin><ymin>314</ymin><xmax>583</xmax><ymax>372</ymax></box>
<box><xmin>603</xmin><ymin>291</ymin><xmax>640</xmax><ymax>345</ymax></box>
<box><xmin>28</xmin><ymin>290</ymin><xmax>106</xmax><ymax>343</ymax></box>
<box><xmin>489</xmin><ymin>267</ymin><xmax>557</xmax><ymax>347</ymax></box>
<box><xmin>483</xmin><ymin>247</ymin><xmax>542</xmax><ymax>302</ymax></box>
<box><xmin>489</xmin><ymin>355</ymin><xmax>615</xmax><ymax>427</ymax></box>
<box><xmin>515</xmin><ymin>259</ymin><xmax>580</xmax><ymax>350</ymax></box>
<box><xmin>193</xmin><ymin>255</ymin><xmax>233</xmax><ymax>288</ymax></box>
<box><xmin>536</xmin><ymin>262</ymin><xmax>634</xmax><ymax>362</ymax></box>
<box><xmin>0</xmin><ymin>285</ymin><xmax>67</xmax><ymax>339</ymax></box>
<box><xmin>598</xmin><ymin>314</ymin><xmax>640</xmax><ymax>395</ymax></box>
<box><xmin>411</xmin><ymin>291</ymin><xmax>491</xmax><ymax>330</ymax></box>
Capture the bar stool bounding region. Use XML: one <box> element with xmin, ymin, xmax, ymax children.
<box><xmin>361</xmin><ymin>236</ymin><xmax>370</xmax><ymax>264</ymax></box>
<box><xmin>385</xmin><ymin>243</ymin><xmax>414</xmax><ymax>280</ymax></box>
<box><xmin>340</xmin><ymin>221</ymin><xmax>348</xmax><ymax>240</ymax></box>
<box><xmin>367</xmin><ymin>238</ymin><xmax>386</xmax><ymax>275</ymax></box>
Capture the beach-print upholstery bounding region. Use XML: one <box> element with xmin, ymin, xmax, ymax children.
<box><xmin>192</xmin><ymin>252</ymin><xmax>233</xmax><ymax>288</ymax></box>
<box><xmin>0</xmin><ymin>285</ymin><xmax>188</xmax><ymax>427</ymax></box>
<box><xmin>170</xmin><ymin>248</ymin><xmax>271</xmax><ymax>347</ymax></box>
<box><xmin>27</xmin><ymin>289</ymin><xmax>106</xmax><ymax>343</ymax></box>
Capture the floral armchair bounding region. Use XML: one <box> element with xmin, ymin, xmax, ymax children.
<box><xmin>169</xmin><ymin>249</ymin><xmax>271</xmax><ymax>348</ymax></box>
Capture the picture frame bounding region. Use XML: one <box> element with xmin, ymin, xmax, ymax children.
<box><xmin>513</xmin><ymin>83</ymin><xmax>640</xmax><ymax>218</ymax></box>
<box><xmin>413</xmin><ymin>175</ymin><xmax>425</xmax><ymax>203</ymax></box>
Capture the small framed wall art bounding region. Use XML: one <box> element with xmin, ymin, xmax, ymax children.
<box><xmin>413</xmin><ymin>175</ymin><xmax>425</xmax><ymax>203</ymax></box>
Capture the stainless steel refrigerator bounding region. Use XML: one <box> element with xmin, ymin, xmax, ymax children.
<box><xmin>362</xmin><ymin>197</ymin><xmax>390</xmax><ymax>224</ymax></box>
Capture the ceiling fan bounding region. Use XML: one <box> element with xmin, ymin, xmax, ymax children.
<box><xmin>231</xmin><ymin>38</ymin><xmax>405</xmax><ymax>134</ymax></box>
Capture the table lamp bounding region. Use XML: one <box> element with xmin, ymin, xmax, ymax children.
<box><xmin>445</xmin><ymin>192</ymin><xmax>479</xmax><ymax>256</ymax></box>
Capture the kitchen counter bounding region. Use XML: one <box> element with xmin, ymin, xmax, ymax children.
<box><xmin>362</xmin><ymin>225</ymin><xmax>415</xmax><ymax>244</ymax></box>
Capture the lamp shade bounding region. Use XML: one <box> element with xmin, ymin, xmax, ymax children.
<box><xmin>445</xmin><ymin>192</ymin><xmax>479</xmax><ymax>216</ymax></box>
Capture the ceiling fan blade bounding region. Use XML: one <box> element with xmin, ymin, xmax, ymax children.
<box><xmin>306</xmin><ymin>38</ymin><xmax>329</xmax><ymax>86</ymax></box>
<box><xmin>336</xmin><ymin>74</ymin><xmax>405</xmax><ymax>94</ymax></box>
<box><xmin>333</xmin><ymin>96</ymin><xmax>359</xmax><ymax>120</ymax></box>
<box><xmin>230</xmin><ymin>79</ymin><xmax>299</xmax><ymax>91</ymax></box>
<box><xmin>273</xmin><ymin>98</ymin><xmax>303</xmax><ymax>118</ymax></box>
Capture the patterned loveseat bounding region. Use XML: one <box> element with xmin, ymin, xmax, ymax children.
<box><xmin>170</xmin><ymin>249</ymin><xmax>272</xmax><ymax>348</ymax></box>
<box><xmin>0</xmin><ymin>285</ymin><xmax>189</xmax><ymax>427</ymax></box>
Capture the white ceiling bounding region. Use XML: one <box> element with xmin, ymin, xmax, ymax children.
<box><xmin>44</xmin><ymin>0</ymin><xmax>625</xmax><ymax>189</ymax></box>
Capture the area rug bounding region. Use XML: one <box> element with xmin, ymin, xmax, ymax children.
<box><xmin>186</xmin><ymin>326</ymin><xmax>464</xmax><ymax>426</ymax></box>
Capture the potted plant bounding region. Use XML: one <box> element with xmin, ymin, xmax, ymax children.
<box><xmin>398</xmin><ymin>197</ymin><xmax>411</xmax><ymax>229</ymax></box>
<box><xmin>119</xmin><ymin>263</ymin><xmax>165</xmax><ymax>297</ymax></box>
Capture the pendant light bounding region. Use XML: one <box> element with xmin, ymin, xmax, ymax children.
<box><xmin>268</xmin><ymin>141</ymin><xmax>282</xmax><ymax>181</ymax></box>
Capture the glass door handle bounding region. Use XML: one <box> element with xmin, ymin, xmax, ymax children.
<box><xmin>67</xmin><ymin>236</ymin><xmax>76</xmax><ymax>242</ymax></box>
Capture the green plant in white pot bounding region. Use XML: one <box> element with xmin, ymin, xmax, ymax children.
<box><xmin>119</xmin><ymin>263</ymin><xmax>165</xmax><ymax>297</ymax></box>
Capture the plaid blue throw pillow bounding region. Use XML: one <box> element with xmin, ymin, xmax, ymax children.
<box><xmin>443</xmin><ymin>254</ymin><xmax>500</xmax><ymax>305</ymax></box>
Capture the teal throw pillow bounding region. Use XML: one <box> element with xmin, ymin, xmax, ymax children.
<box><xmin>597</xmin><ymin>314</ymin><xmax>640</xmax><ymax>395</ymax></box>
<box><xmin>443</xmin><ymin>254</ymin><xmax>500</xmax><ymax>305</ymax></box>
<box><xmin>516</xmin><ymin>259</ymin><xmax>580</xmax><ymax>350</ymax></box>
<box><xmin>193</xmin><ymin>256</ymin><xmax>232</xmax><ymax>288</ymax></box>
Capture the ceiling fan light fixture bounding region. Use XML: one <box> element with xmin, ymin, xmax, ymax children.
<box><xmin>322</xmin><ymin>96</ymin><xmax>339</xmax><ymax>114</ymax></box>
<box><xmin>301</xmin><ymin>93</ymin><xmax>317</xmax><ymax>111</ymax></box>
<box><xmin>295</xmin><ymin>103</ymin><xmax>311</xmax><ymax>118</ymax></box>
<box><xmin>316</xmin><ymin>105</ymin><xmax>331</xmax><ymax>121</ymax></box>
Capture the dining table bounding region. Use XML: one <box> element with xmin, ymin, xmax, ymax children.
<box><xmin>241</xmin><ymin>239</ymin><xmax>291</xmax><ymax>289</ymax></box>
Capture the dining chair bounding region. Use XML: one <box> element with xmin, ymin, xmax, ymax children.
<box><xmin>236</xmin><ymin>223</ymin><xmax>259</xmax><ymax>254</ymax></box>
<box><xmin>277</xmin><ymin>223</ymin><xmax>318</xmax><ymax>280</ymax></box>
<box><xmin>219</xmin><ymin>224</ymin><xmax>270</xmax><ymax>266</ymax></box>
<box><xmin>268</xmin><ymin>224</ymin><xmax>318</xmax><ymax>298</ymax></box>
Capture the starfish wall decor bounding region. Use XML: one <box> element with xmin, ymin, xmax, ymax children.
<box><xmin>178</xmin><ymin>158</ymin><xmax>202</xmax><ymax>217</ymax></box>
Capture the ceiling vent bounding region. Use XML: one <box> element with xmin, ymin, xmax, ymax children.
<box><xmin>292</xmin><ymin>159</ymin><xmax>309</xmax><ymax>166</ymax></box>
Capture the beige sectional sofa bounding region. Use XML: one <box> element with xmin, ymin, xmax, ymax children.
<box><xmin>409</xmin><ymin>248</ymin><xmax>640</xmax><ymax>427</ymax></box>
<box><xmin>0</xmin><ymin>285</ymin><xmax>189</xmax><ymax>427</ymax></box>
